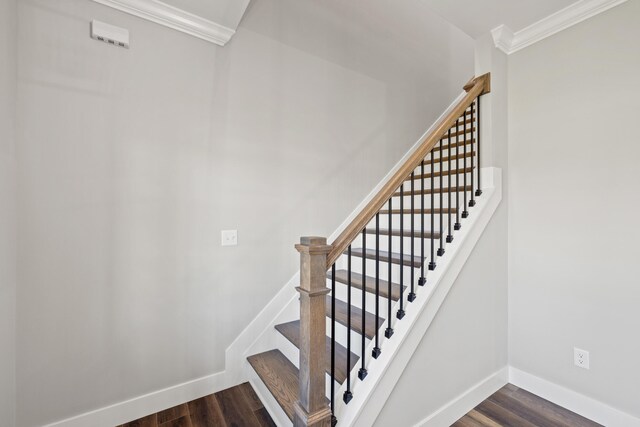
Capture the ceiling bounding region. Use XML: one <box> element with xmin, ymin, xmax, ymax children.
<box><xmin>422</xmin><ymin>0</ymin><xmax>578</xmax><ymax>38</ymax></box>
<box><xmin>157</xmin><ymin>0</ymin><xmax>580</xmax><ymax>40</ymax></box>
<box><xmin>161</xmin><ymin>0</ymin><xmax>250</xmax><ymax>29</ymax></box>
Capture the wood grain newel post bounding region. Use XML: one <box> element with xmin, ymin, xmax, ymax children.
<box><xmin>294</xmin><ymin>236</ymin><xmax>333</xmax><ymax>427</ymax></box>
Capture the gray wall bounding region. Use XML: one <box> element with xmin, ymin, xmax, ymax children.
<box><xmin>1</xmin><ymin>0</ymin><xmax>17</xmax><ymax>425</ymax></box>
<box><xmin>15</xmin><ymin>0</ymin><xmax>474</xmax><ymax>425</ymax></box>
<box><xmin>508</xmin><ymin>0</ymin><xmax>640</xmax><ymax>418</ymax></box>
<box><xmin>374</xmin><ymin>33</ymin><xmax>510</xmax><ymax>426</ymax></box>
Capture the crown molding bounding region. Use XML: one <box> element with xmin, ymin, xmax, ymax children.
<box><xmin>492</xmin><ymin>0</ymin><xmax>630</xmax><ymax>54</ymax></box>
<box><xmin>90</xmin><ymin>0</ymin><xmax>237</xmax><ymax>46</ymax></box>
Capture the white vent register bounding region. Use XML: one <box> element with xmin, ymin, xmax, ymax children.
<box><xmin>90</xmin><ymin>20</ymin><xmax>129</xmax><ymax>48</ymax></box>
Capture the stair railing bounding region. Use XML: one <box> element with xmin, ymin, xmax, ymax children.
<box><xmin>294</xmin><ymin>74</ymin><xmax>490</xmax><ymax>427</ymax></box>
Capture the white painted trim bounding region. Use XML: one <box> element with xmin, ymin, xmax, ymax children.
<box><xmin>509</xmin><ymin>367</ymin><xmax>640</xmax><ymax>427</ymax></box>
<box><xmin>413</xmin><ymin>367</ymin><xmax>508</xmax><ymax>427</ymax></box>
<box><xmin>490</xmin><ymin>25</ymin><xmax>514</xmax><ymax>54</ymax></box>
<box><xmin>43</xmin><ymin>371</ymin><xmax>227</xmax><ymax>427</ymax></box>
<box><xmin>340</xmin><ymin>168</ymin><xmax>504</xmax><ymax>426</ymax></box>
<box><xmin>491</xmin><ymin>0</ymin><xmax>630</xmax><ymax>54</ymax></box>
<box><xmin>90</xmin><ymin>0</ymin><xmax>236</xmax><ymax>46</ymax></box>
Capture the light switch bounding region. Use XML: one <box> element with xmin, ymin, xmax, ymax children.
<box><xmin>221</xmin><ymin>230</ymin><xmax>238</xmax><ymax>246</ymax></box>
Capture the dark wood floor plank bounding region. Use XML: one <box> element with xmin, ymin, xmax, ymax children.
<box><xmin>475</xmin><ymin>399</ymin><xmax>538</xmax><ymax>427</ymax></box>
<box><xmin>119</xmin><ymin>383</ymin><xmax>274</xmax><ymax>427</ymax></box>
<box><xmin>247</xmin><ymin>350</ymin><xmax>299</xmax><ymax>421</ymax></box>
<box><xmin>239</xmin><ymin>382</ymin><xmax>264</xmax><ymax>412</ymax></box>
<box><xmin>187</xmin><ymin>395</ymin><xmax>226</xmax><ymax>427</ymax></box>
<box><xmin>331</xmin><ymin>269</ymin><xmax>404</xmax><ymax>301</ymax></box>
<box><xmin>488</xmin><ymin>391</ymin><xmax>558</xmax><ymax>427</ymax></box>
<box><xmin>452</xmin><ymin>414</ymin><xmax>487</xmax><ymax>427</ymax></box>
<box><xmin>496</xmin><ymin>386</ymin><xmax>602</xmax><ymax>427</ymax></box>
<box><xmin>467</xmin><ymin>409</ymin><xmax>503</xmax><ymax>427</ymax></box>
<box><xmin>456</xmin><ymin>384</ymin><xmax>602</xmax><ymax>427</ymax></box>
<box><xmin>325</xmin><ymin>295</ymin><xmax>383</xmax><ymax>339</ymax></box>
<box><xmin>158</xmin><ymin>415</ymin><xmax>192</xmax><ymax>427</ymax></box>
<box><xmin>274</xmin><ymin>320</ymin><xmax>358</xmax><ymax>384</ymax></box>
<box><xmin>215</xmin><ymin>385</ymin><xmax>262</xmax><ymax>427</ymax></box>
<box><xmin>157</xmin><ymin>404</ymin><xmax>188</xmax><ymax>424</ymax></box>
<box><xmin>121</xmin><ymin>413</ymin><xmax>157</xmax><ymax>427</ymax></box>
<box><xmin>253</xmin><ymin>408</ymin><xmax>277</xmax><ymax>427</ymax></box>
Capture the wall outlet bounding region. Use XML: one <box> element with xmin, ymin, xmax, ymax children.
<box><xmin>574</xmin><ymin>348</ymin><xmax>590</xmax><ymax>369</ymax></box>
<box><xmin>221</xmin><ymin>230</ymin><xmax>238</xmax><ymax>246</ymax></box>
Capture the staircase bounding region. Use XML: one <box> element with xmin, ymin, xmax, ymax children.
<box><xmin>246</xmin><ymin>75</ymin><xmax>493</xmax><ymax>426</ymax></box>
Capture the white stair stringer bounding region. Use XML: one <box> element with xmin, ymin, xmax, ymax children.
<box><xmin>243</xmin><ymin>168</ymin><xmax>501</xmax><ymax>426</ymax></box>
<box><xmin>334</xmin><ymin>167</ymin><xmax>502</xmax><ymax>427</ymax></box>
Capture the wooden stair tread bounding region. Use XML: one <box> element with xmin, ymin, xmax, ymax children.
<box><xmin>330</xmin><ymin>269</ymin><xmax>404</xmax><ymax>301</ymax></box>
<box><xmin>364</xmin><ymin>228</ymin><xmax>440</xmax><ymax>239</ymax></box>
<box><xmin>406</xmin><ymin>167</ymin><xmax>474</xmax><ymax>181</ymax></box>
<box><xmin>439</xmin><ymin>127</ymin><xmax>475</xmax><ymax>141</ymax></box>
<box><xmin>325</xmin><ymin>296</ymin><xmax>383</xmax><ymax>339</ymax></box>
<box><xmin>348</xmin><ymin>247</ymin><xmax>423</xmax><ymax>268</ymax></box>
<box><xmin>247</xmin><ymin>350</ymin><xmax>300</xmax><ymax>421</ymax></box>
<box><xmin>423</xmin><ymin>151</ymin><xmax>474</xmax><ymax>165</ymax></box>
<box><xmin>393</xmin><ymin>185</ymin><xmax>472</xmax><ymax>197</ymax></box>
<box><xmin>274</xmin><ymin>320</ymin><xmax>358</xmax><ymax>385</ymax></box>
<box><xmin>438</xmin><ymin>139</ymin><xmax>473</xmax><ymax>152</ymax></box>
<box><xmin>378</xmin><ymin>207</ymin><xmax>458</xmax><ymax>215</ymax></box>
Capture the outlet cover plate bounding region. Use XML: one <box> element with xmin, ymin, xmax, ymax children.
<box><xmin>574</xmin><ymin>347</ymin><xmax>590</xmax><ymax>369</ymax></box>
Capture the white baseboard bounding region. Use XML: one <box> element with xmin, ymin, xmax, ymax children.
<box><xmin>43</xmin><ymin>371</ymin><xmax>227</xmax><ymax>427</ymax></box>
<box><xmin>413</xmin><ymin>367</ymin><xmax>508</xmax><ymax>427</ymax></box>
<box><xmin>509</xmin><ymin>367</ymin><xmax>640</xmax><ymax>427</ymax></box>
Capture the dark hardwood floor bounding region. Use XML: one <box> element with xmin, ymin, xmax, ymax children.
<box><xmin>454</xmin><ymin>384</ymin><xmax>602</xmax><ymax>427</ymax></box>
<box><xmin>117</xmin><ymin>382</ymin><xmax>275</xmax><ymax>427</ymax></box>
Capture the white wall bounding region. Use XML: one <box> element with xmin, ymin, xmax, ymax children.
<box><xmin>373</xmin><ymin>213</ymin><xmax>508</xmax><ymax>427</ymax></box>
<box><xmin>15</xmin><ymin>0</ymin><xmax>474</xmax><ymax>425</ymax></box>
<box><xmin>0</xmin><ymin>0</ymin><xmax>17</xmax><ymax>424</ymax></box>
<box><xmin>508</xmin><ymin>0</ymin><xmax>640</xmax><ymax>418</ymax></box>
<box><xmin>373</xmin><ymin>33</ymin><xmax>510</xmax><ymax>427</ymax></box>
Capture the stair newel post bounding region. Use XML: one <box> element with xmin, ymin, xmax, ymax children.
<box><xmin>294</xmin><ymin>236</ymin><xmax>333</xmax><ymax>427</ymax></box>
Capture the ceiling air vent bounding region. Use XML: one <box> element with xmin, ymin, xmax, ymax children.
<box><xmin>90</xmin><ymin>20</ymin><xmax>129</xmax><ymax>49</ymax></box>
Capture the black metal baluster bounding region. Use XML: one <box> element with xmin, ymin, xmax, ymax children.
<box><xmin>437</xmin><ymin>139</ymin><xmax>445</xmax><ymax>257</ymax></box>
<box><xmin>476</xmin><ymin>98</ymin><xmax>483</xmax><ymax>197</ymax></box>
<box><xmin>462</xmin><ymin>108</ymin><xmax>469</xmax><ymax>219</ymax></box>
<box><xmin>373</xmin><ymin>213</ymin><xmax>381</xmax><ymax>358</ymax></box>
<box><xmin>331</xmin><ymin>264</ymin><xmax>336</xmax><ymax>425</ymax></box>
<box><xmin>419</xmin><ymin>160</ymin><xmax>426</xmax><ymax>286</ymax></box>
<box><xmin>428</xmin><ymin>150</ymin><xmax>436</xmax><ymax>271</ymax></box>
<box><xmin>470</xmin><ymin>100</ymin><xmax>477</xmax><ymax>207</ymax></box>
<box><xmin>385</xmin><ymin>198</ymin><xmax>394</xmax><ymax>339</ymax></box>
<box><xmin>408</xmin><ymin>172</ymin><xmax>416</xmax><ymax>302</ymax></box>
<box><xmin>344</xmin><ymin>246</ymin><xmax>353</xmax><ymax>404</ymax></box>
<box><xmin>397</xmin><ymin>184</ymin><xmax>405</xmax><ymax>319</ymax></box>
<box><xmin>454</xmin><ymin>118</ymin><xmax>462</xmax><ymax>231</ymax></box>
<box><xmin>358</xmin><ymin>231</ymin><xmax>367</xmax><ymax>380</ymax></box>
<box><xmin>446</xmin><ymin>129</ymin><xmax>453</xmax><ymax>243</ymax></box>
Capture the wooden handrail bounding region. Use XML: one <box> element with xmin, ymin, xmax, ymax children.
<box><xmin>326</xmin><ymin>73</ymin><xmax>491</xmax><ymax>268</ymax></box>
